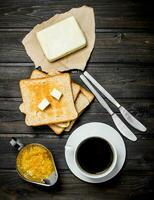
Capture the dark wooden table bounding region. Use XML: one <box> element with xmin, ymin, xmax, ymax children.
<box><xmin>0</xmin><ymin>0</ymin><xmax>154</xmax><ymax>199</ymax></box>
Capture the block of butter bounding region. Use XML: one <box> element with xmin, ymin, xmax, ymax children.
<box><xmin>36</xmin><ymin>16</ymin><xmax>87</xmax><ymax>62</ymax></box>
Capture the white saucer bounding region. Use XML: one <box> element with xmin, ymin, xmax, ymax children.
<box><xmin>65</xmin><ymin>122</ymin><xmax>126</xmax><ymax>183</ymax></box>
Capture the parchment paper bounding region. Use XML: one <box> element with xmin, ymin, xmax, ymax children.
<box><xmin>22</xmin><ymin>6</ymin><xmax>95</xmax><ymax>73</ymax></box>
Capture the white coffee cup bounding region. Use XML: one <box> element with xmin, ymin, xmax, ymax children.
<box><xmin>65</xmin><ymin>136</ymin><xmax>117</xmax><ymax>179</ymax></box>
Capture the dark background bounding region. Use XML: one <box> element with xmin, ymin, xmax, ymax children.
<box><xmin>0</xmin><ymin>0</ymin><xmax>154</xmax><ymax>199</ymax></box>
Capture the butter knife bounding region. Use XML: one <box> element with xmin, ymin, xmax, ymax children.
<box><xmin>80</xmin><ymin>74</ymin><xmax>137</xmax><ymax>141</ymax></box>
<box><xmin>83</xmin><ymin>71</ymin><xmax>147</xmax><ymax>132</ymax></box>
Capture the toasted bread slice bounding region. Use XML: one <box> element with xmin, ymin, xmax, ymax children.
<box><xmin>19</xmin><ymin>73</ymin><xmax>78</xmax><ymax>126</ymax></box>
<box><xmin>19</xmin><ymin>70</ymin><xmax>80</xmax><ymax>128</ymax></box>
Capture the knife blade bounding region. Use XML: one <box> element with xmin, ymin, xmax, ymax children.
<box><xmin>83</xmin><ymin>71</ymin><xmax>147</xmax><ymax>132</ymax></box>
<box><xmin>112</xmin><ymin>114</ymin><xmax>137</xmax><ymax>141</ymax></box>
<box><xmin>119</xmin><ymin>106</ymin><xmax>146</xmax><ymax>132</ymax></box>
<box><xmin>80</xmin><ymin>74</ymin><xmax>137</xmax><ymax>141</ymax></box>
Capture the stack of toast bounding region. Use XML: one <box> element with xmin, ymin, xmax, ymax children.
<box><xmin>19</xmin><ymin>70</ymin><xmax>94</xmax><ymax>135</ymax></box>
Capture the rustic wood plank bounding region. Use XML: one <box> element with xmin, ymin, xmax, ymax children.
<box><xmin>0</xmin><ymin>171</ymin><xmax>153</xmax><ymax>200</ymax></box>
<box><xmin>0</xmin><ymin>137</ymin><xmax>154</xmax><ymax>171</ymax></box>
<box><xmin>0</xmin><ymin>31</ymin><xmax>154</xmax><ymax>63</ymax></box>
<box><xmin>0</xmin><ymin>0</ymin><xmax>153</xmax><ymax>29</ymax></box>
<box><xmin>0</xmin><ymin>65</ymin><xmax>153</xmax><ymax>98</ymax></box>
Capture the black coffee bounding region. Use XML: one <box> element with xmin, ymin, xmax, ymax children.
<box><xmin>76</xmin><ymin>137</ymin><xmax>113</xmax><ymax>174</ymax></box>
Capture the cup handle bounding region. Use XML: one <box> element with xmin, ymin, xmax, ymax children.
<box><xmin>10</xmin><ymin>137</ymin><xmax>24</xmax><ymax>151</ymax></box>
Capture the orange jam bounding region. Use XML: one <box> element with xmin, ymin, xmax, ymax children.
<box><xmin>16</xmin><ymin>144</ymin><xmax>55</xmax><ymax>183</ymax></box>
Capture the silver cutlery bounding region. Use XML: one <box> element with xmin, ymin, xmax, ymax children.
<box><xmin>83</xmin><ymin>71</ymin><xmax>146</xmax><ymax>132</ymax></box>
<box><xmin>80</xmin><ymin>73</ymin><xmax>137</xmax><ymax>141</ymax></box>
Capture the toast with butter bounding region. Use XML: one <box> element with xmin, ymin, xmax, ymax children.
<box><xmin>19</xmin><ymin>73</ymin><xmax>78</xmax><ymax>126</ymax></box>
<box><xmin>19</xmin><ymin>70</ymin><xmax>80</xmax><ymax>128</ymax></box>
<box><xmin>19</xmin><ymin>70</ymin><xmax>94</xmax><ymax>134</ymax></box>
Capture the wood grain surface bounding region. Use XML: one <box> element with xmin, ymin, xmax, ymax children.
<box><xmin>0</xmin><ymin>0</ymin><xmax>154</xmax><ymax>200</ymax></box>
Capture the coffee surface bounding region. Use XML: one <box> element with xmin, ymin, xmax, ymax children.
<box><xmin>76</xmin><ymin>137</ymin><xmax>113</xmax><ymax>174</ymax></box>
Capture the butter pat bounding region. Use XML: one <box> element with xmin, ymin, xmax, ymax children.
<box><xmin>36</xmin><ymin>16</ymin><xmax>87</xmax><ymax>62</ymax></box>
<box><xmin>50</xmin><ymin>88</ymin><xmax>62</xmax><ymax>100</ymax></box>
<box><xmin>38</xmin><ymin>99</ymin><xmax>50</xmax><ymax>111</ymax></box>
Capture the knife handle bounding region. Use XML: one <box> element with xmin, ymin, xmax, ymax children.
<box><xmin>84</xmin><ymin>71</ymin><xmax>120</xmax><ymax>108</ymax></box>
<box><xmin>80</xmin><ymin>74</ymin><xmax>114</xmax><ymax>116</ymax></box>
